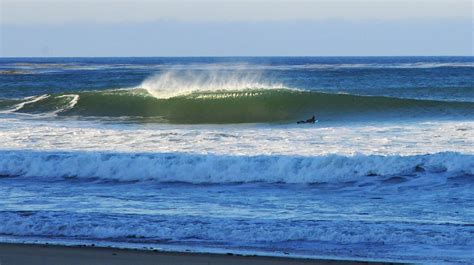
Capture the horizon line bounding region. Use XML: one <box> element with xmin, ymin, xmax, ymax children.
<box><xmin>2</xmin><ymin>55</ymin><xmax>473</xmax><ymax>59</ymax></box>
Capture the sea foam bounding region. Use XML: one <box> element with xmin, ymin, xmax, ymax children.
<box><xmin>0</xmin><ymin>150</ymin><xmax>472</xmax><ymax>184</ymax></box>
<box><xmin>1</xmin><ymin>210</ymin><xmax>471</xmax><ymax>246</ymax></box>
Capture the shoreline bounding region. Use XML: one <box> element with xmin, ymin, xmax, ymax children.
<box><xmin>0</xmin><ymin>242</ymin><xmax>403</xmax><ymax>265</ymax></box>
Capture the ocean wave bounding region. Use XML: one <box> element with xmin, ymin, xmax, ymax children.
<box><xmin>1</xmin><ymin>210</ymin><xmax>472</xmax><ymax>246</ymax></box>
<box><xmin>0</xmin><ymin>150</ymin><xmax>472</xmax><ymax>184</ymax></box>
<box><xmin>1</xmin><ymin>87</ymin><xmax>473</xmax><ymax>123</ymax></box>
<box><xmin>1</xmin><ymin>70</ymin><xmax>472</xmax><ymax>123</ymax></box>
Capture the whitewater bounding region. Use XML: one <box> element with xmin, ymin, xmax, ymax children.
<box><xmin>0</xmin><ymin>57</ymin><xmax>473</xmax><ymax>264</ymax></box>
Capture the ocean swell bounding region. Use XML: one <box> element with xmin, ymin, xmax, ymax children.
<box><xmin>1</xmin><ymin>88</ymin><xmax>473</xmax><ymax>123</ymax></box>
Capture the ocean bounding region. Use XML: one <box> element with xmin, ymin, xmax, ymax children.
<box><xmin>0</xmin><ymin>57</ymin><xmax>473</xmax><ymax>264</ymax></box>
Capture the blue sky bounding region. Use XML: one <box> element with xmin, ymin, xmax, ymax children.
<box><xmin>1</xmin><ymin>0</ymin><xmax>472</xmax><ymax>56</ymax></box>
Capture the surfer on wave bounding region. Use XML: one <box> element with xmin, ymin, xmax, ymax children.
<box><xmin>297</xmin><ymin>115</ymin><xmax>316</xmax><ymax>124</ymax></box>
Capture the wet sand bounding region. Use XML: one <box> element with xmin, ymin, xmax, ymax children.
<box><xmin>0</xmin><ymin>243</ymin><xmax>402</xmax><ymax>265</ymax></box>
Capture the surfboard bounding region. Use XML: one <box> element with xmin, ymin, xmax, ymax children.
<box><xmin>297</xmin><ymin>120</ymin><xmax>319</xmax><ymax>124</ymax></box>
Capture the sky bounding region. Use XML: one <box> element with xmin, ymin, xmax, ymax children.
<box><xmin>0</xmin><ymin>0</ymin><xmax>472</xmax><ymax>57</ymax></box>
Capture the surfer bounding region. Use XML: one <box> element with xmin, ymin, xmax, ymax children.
<box><xmin>297</xmin><ymin>115</ymin><xmax>316</xmax><ymax>124</ymax></box>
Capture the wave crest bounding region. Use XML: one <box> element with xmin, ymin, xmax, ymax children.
<box><xmin>139</xmin><ymin>70</ymin><xmax>284</xmax><ymax>99</ymax></box>
<box><xmin>0</xmin><ymin>151</ymin><xmax>472</xmax><ymax>184</ymax></box>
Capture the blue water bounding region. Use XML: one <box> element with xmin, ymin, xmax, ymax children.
<box><xmin>0</xmin><ymin>57</ymin><xmax>473</xmax><ymax>264</ymax></box>
<box><xmin>1</xmin><ymin>56</ymin><xmax>473</xmax><ymax>101</ymax></box>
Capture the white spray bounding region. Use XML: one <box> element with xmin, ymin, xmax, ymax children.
<box><xmin>138</xmin><ymin>68</ymin><xmax>284</xmax><ymax>99</ymax></box>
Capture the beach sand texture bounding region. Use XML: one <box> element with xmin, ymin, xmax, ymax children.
<box><xmin>0</xmin><ymin>243</ymin><xmax>401</xmax><ymax>265</ymax></box>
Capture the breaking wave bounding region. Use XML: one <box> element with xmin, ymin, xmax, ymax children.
<box><xmin>1</xmin><ymin>210</ymin><xmax>471</xmax><ymax>247</ymax></box>
<box><xmin>0</xmin><ymin>150</ymin><xmax>472</xmax><ymax>184</ymax></box>
<box><xmin>1</xmin><ymin>70</ymin><xmax>473</xmax><ymax>123</ymax></box>
<box><xmin>140</xmin><ymin>70</ymin><xmax>284</xmax><ymax>98</ymax></box>
<box><xmin>1</xmin><ymin>88</ymin><xmax>473</xmax><ymax>124</ymax></box>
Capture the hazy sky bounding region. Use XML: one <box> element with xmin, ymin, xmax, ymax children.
<box><xmin>1</xmin><ymin>0</ymin><xmax>472</xmax><ymax>56</ymax></box>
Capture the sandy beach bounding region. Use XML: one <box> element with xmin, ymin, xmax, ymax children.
<box><xmin>0</xmin><ymin>243</ymin><xmax>401</xmax><ymax>265</ymax></box>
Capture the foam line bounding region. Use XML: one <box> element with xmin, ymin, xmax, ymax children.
<box><xmin>0</xmin><ymin>94</ymin><xmax>50</xmax><ymax>113</ymax></box>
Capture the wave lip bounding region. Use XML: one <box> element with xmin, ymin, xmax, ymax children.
<box><xmin>0</xmin><ymin>150</ymin><xmax>472</xmax><ymax>184</ymax></box>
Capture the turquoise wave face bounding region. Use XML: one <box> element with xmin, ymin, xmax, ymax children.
<box><xmin>1</xmin><ymin>57</ymin><xmax>473</xmax><ymax>123</ymax></box>
<box><xmin>1</xmin><ymin>88</ymin><xmax>473</xmax><ymax>124</ymax></box>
